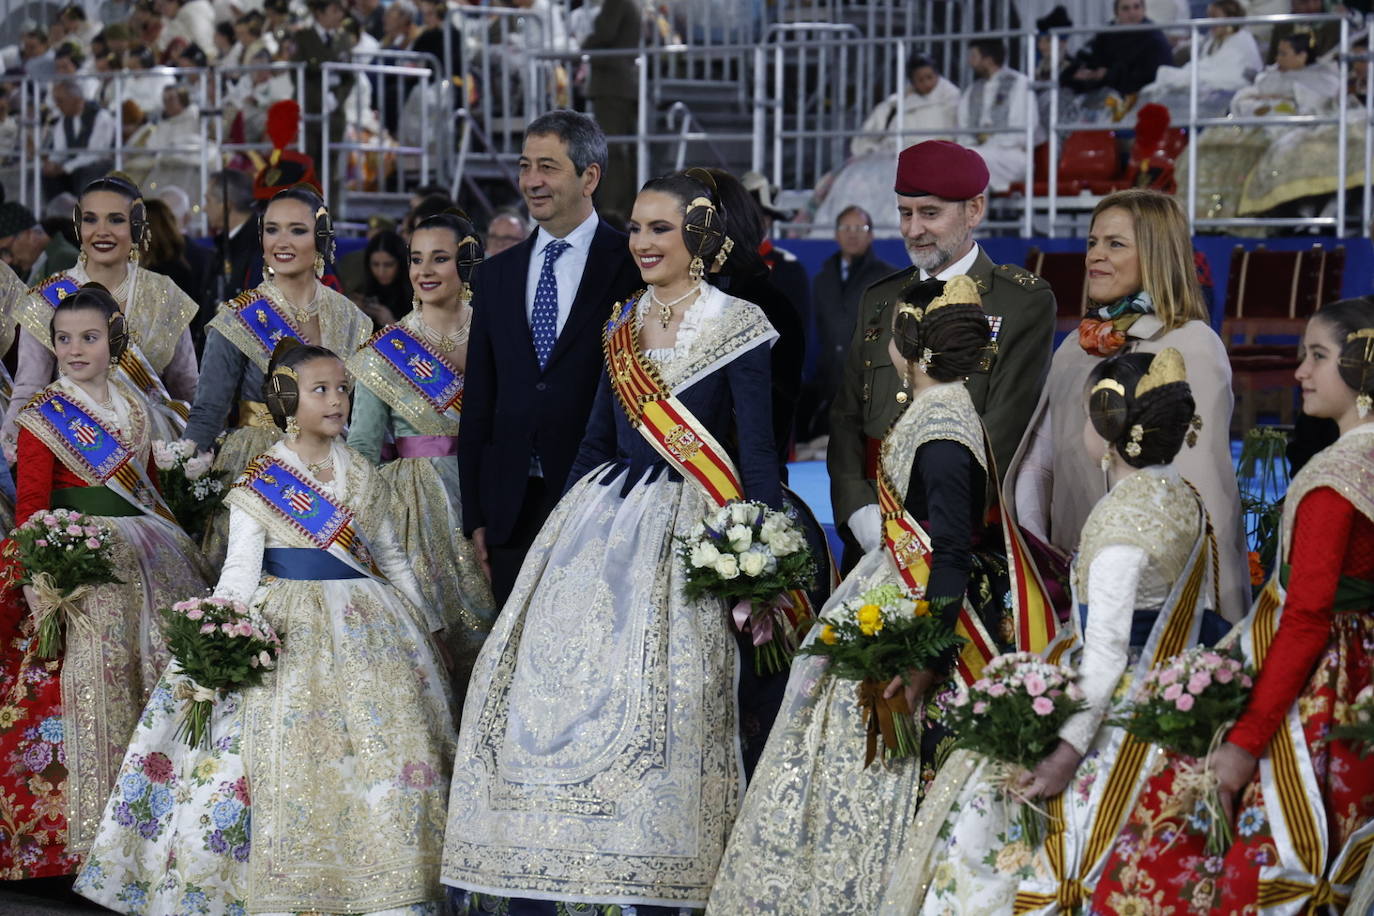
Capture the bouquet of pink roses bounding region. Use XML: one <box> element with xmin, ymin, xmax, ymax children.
<box><xmin>152</xmin><ymin>439</ymin><xmax>226</xmax><ymax>540</ymax></box>
<box><xmin>10</xmin><ymin>508</ymin><xmax>121</xmax><ymax>658</ymax></box>
<box><xmin>161</xmin><ymin>597</ymin><xmax>282</xmax><ymax>748</ymax></box>
<box><xmin>942</xmin><ymin>652</ymin><xmax>1086</xmax><ymax>846</ymax></box>
<box><xmin>1109</xmin><ymin>645</ymin><xmax>1254</xmax><ymax>854</ymax></box>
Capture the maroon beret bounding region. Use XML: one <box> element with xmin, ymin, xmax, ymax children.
<box><xmin>894</xmin><ymin>140</ymin><xmax>990</xmax><ymax>200</ymax></box>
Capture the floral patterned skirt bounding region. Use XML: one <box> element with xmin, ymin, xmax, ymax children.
<box><xmin>1090</xmin><ymin>611</ymin><xmax>1374</xmax><ymax>914</ymax></box>
<box><xmin>74</xmin><ymin>575</ymin><xmax>456</xmax><ymax>915</ymax></box>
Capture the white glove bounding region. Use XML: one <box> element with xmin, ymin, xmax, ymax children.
<box><xmin>848</xmin><ymin>503</ymin><xmax>883</xmax><ymax>554</ymax></box>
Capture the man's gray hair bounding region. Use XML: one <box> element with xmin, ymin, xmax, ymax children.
<box><xmin>524</xmin><ymin>109</ymin><xmax>607</xmax><ymax>175</ymax></box>
<box><xmin>209</xmin><ymin>169</ymin><xmax>255</xmax><ymax>215</ymax></box>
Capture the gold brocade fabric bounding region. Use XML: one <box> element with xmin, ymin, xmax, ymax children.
<box><xmin>16</xmin><ymin>266</ymin><xmax>196</xmax><ymax>372</ymax></box>
<box><xmin>1075</xmin><ymin>468</ymin><xmax>1203</xmax><ymax>599</ymax></box>
<box><xmin>1239</xmin><ymin>117</ymin><xmax>1368</xmax><ymax>217</ymax></box>
<box><xmin>1277</xmin><ymin>426</ymin><xmax>1374</xmax><ymax>555</ymax></box>
<box><xmin>706</xmin><ymin>386</ymin><xmax>986</xmax><ymax>915</ymax></box>
<box><xmin>0</xmin><ymin>260</ymin><xmax>25</xmax><ymax>358</ymax></box>
<box><xmin>16</xmin><ymin>380</ymin><xmax>209</xmax><ymax>851</ymax></box>
<box><xmin>224</xmin><ymin>447</ymin><xmax>455</xmax><ymax>912</ymax></box>
<box><xmin>379</xmin><ymin>448</ymin><xmax>495</xmax><ymax>704</ymax></box>
<box><xmin>889</xmin><ymin>382</ymin><xmax>988</xmax><ymax>486</ymax></box>
<box><xmin>236</xmin><ymin>399</ymin><xmax>276</xmax><ymax>430</ymax></box>
<box><xmin>207</xmin><ymin>280</ymin><xmax>372</xmax><ymax>374</ymax></box>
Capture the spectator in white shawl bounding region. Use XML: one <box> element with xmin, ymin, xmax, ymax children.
<box><xmin>852</xmin><ymin>53</ymin><xmax>960</xmax><ymax>156</ymax></box>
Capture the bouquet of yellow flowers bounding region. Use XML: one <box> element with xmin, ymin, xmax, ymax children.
<box><xmin>799</xmin><ymin>584</ymin><xmax>963</xmax><ymax>766</ymax></box>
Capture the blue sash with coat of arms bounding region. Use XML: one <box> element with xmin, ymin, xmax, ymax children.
<box><xmin>236</xmin><ymin>457</ymin><xmax>383</xmax><ymax>578</ymax></box>
<box><xmin>232</xmin><ymin>295</ymin><xmax>304</xmax><ymax>357</ymax></box>
<box><xmin>22</xmin><ymin>389</ymin><xmax>178</xmax><ymax>524</ymax></box>
<box><xmin>368</xmin><ymin>325</ymin><xmax>464</xmax><ymax>415</ymax></box>
<box><xmin>36</xmin><ymin>275</ymin><xmax>80</xmax><ymax>308</ymax></box>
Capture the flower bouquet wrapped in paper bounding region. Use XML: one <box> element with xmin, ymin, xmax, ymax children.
<box><xmin>942</xmin><ymin>652</ymin><xmax>1086</xmax><ymax>846</ymax></box>
<box><xmin>152</xmin><ymin>439</ymin><xmax>226</xmax><ymax>540</ymax></box>
<box><xmin>10</xmin><ymin>508</ymin><xmax>121</xmax><ymax>658</ymax></box>
<box><xmin>161</xmin><ymin>597</ymin><xmax>282</xmax><ymax>748</ymax></box>
<box><xmin>799</xmin><ymin>583</ymin><xmax>963</xmax><ymax>767</ymax></box>
<box><xmin>679</xmin><ymin>499</ymin><xmax>816</xmax><ymax>673</ymax></box>
<box><xmin>1108</xmin><ymin>645</ymin><xmax>1254</xmax><ymax>854</ymax></box>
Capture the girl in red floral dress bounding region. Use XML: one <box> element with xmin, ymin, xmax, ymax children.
<box><xmin>0</xmin><ymin>285</ymin><xmax>208</xmax><ymax>883</ymax></box>
<box><xmin>1091</xmin><ymin>297</ymin><xmax>1374</xmax><ymax>914</ymax></box>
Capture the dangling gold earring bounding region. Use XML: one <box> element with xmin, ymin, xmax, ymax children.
<box><xmin>285</xmin><ymin>415</ymin><xmax>300</xmax><ymax>440</ymax></box>
<box><xmin>314</xmin><ymin>252</ymin><xmax>325</xmax><ymax>278</ymax></box>
<box><xmin>896</xmin><ymin>371</ymin><xmax>910</xmax><ymax>404</ymax></box>
<box><xmin>1359</xmin><ymin>393</ymin><xmax>1372</xmax><ymax>420</ymax></box>
<box><xmin>412</xmin><ymin>293</ymin><xmax>421</xmax><ymax>313</ymax></box>
<box><xmin>689</xmin><ymin>256</ymin><xmax>705</xmax><ymax>283</ymax></box>
<box><xmin>265</xmin><ymin>264</ymin><xmax>276</xmax><ymax>281</ymax></box>
<box><xmin>128</xmin><ymin>244</ymin><xmax>138</xmax><ymax>264</ymax></box>
<box><xmin>77</xmin><ymin>249</ymin><xmax>88</xmax><ymax>268</ymax></box>
<box><xmin>461</xmin><ymin>285</ymin><xmax>473</xmax><ymax>306</ymax></box>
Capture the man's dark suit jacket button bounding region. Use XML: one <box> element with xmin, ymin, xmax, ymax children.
<box><xmin>536</xmin><ymin>382</ymin><xmax>547</xmax><ymax>391</ymax></box>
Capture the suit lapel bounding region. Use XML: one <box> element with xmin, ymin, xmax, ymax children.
<box><xmin>543</xmin><ymin>221</ymin><xmax>625</xmax><ymax>371</ymax></box>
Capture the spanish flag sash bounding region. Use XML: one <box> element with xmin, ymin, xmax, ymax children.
<box><xmin>235</xmin><ymin>456</ymin><xmax>383</xmax><ymax>579</ymax></box>
<box><xmin>366</xmin><ymin>324</ymin><xmax>464</xmax><ymax>417</ymax></box>
<box><xmin>20</xmin><ymin>389</ymin><xmax>178</xmax><ymax>526</ymax></box>
<box><xmin>603</xmin><ymin>296</ymin><xmax>747</xmax><ymax>507</ymax></box>
<box><xmin>1013</xmin><ymin>501</ymin><xmax>1212</xmax><ymax>914</ymax></box>
<box><xmin>35</xmin><ymin>276</ymin><xmax>189</xmax><ymax>424</ymax></box>
<box><xmin>875</xmin><ymin>449</ymin><xmax>1058</xmax><ymax>687</ymax></box>
<box><xmin>603</xmin><ymin>295</ymin><xmax>813</xmax><ymax>630</ymax></box>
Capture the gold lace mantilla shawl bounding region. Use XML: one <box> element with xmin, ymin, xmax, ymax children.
<box><xmin>344</xmin><ymin>312</ymin><xmax>460</xmax><ymax>437</ymax></box>
<box><xmin>880</xmin><ymin>382</ymin><xmax>987</xmax><ymax>505</ymax></box>
<box><xmin>629</xmin><ymin>286</ymin><xmax>778</xmax><ymax>395</ymax></box>
<box><xmin>17</xmin><ymin>268</ymin><xmax>196</xmax><ymax>372</ymax></box>
<box><xmin>1075</xmin><ymin>469</ymin><xmax>1203</xmax><ymax>596</ymax></box>
<box><xmin>208</xmin><ymin>281</ymin><xmax>372</xmax><ymax>373</ymax></box>
<box><xmin>1278</xmin><ymin>427</ymin><xmax>1374</xmax><ymax>561</ymax></box>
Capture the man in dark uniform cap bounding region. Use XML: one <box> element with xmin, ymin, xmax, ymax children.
<box><xmin>828</xmin><ymin>139</ymin><xmax>1055</xmax><ymax>571</ymax></box>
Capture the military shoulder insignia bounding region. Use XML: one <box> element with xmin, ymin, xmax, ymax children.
<box><xmin>998</xmin><ymin>264</ymin><xmax>1046</xmax><ymax>289</ymax></box>
<box><xmin>864</xmin><ymin>327</ymin><xmax>883</xmax><ymax>341</ymax></box>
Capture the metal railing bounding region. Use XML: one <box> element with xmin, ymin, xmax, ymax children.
<box><xmin>320</xmin><ymin>58</ymin><xmax>434</xmax><ymax>220</ymax></box>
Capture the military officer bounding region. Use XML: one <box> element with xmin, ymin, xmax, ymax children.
<box><xmin>828</xmin><ymin>139</ymin><xmax>1056</xmax><ymax>571</ymax></box>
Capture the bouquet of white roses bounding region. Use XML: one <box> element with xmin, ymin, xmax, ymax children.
<box><xmin>799</xmin><ymin>583</ymin><xmax>963</xmax><ymax>767</ymax></box>
<box><xmin>679</xmin><ymin>500</ymin><xmax>816</xmax><ymax>673</ymax></box>
<box><xmin>152</xmin><ymin>439</ymin><xmax>226</xmax><ymax>540</ymax></box>
<box><xmin>10</xmin><ymin>508</ymin><xmax>121</xmax><ymax>658</ymax></box>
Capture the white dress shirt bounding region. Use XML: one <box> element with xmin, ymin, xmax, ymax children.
<box><xmin>524</xmin><ymin>210</ymin><xmax>599</xmax><ymax>338</ymax></box>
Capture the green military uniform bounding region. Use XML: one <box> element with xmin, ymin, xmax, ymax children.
<box><xmin>292</xmin><ymin>24</ymin><xmax>354</xmax><ymax>200</ymax></box>
<box><xmin>828</xmin><ymin>246</ymin><xmax>1056</xmax><ymax>550</ymax></box>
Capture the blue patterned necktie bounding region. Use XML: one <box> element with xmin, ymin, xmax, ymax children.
<box><xmin>531</xmin><ymin>239</ymin><xmax>571</xmax><ymax>369</ymax></box>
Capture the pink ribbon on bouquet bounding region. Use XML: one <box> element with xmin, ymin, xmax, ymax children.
<box><xmin>732</xmin><ymin>593</ymin><xmax>794</xmax><ymax>646</ymax></box>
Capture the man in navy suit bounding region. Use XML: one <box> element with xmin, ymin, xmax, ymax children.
<box><xmin>459</xmin><ymin>109</ymin><xmax>643</xmax><ymax>604</ymax></box>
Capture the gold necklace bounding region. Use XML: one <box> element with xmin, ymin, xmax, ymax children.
<box><xmin>650</xmin><ymin>283</ymin><xmax>701</xmax><ymax>329</ymax></box>
<box><xmin>306</xmin><ymin>454</ymin><xmax>334</xmax><ymax>476</ymax></box>
<box><xmin>418</xmin><ymin>308</ymin><xmax>471</xmax><ymax>353</ymax></box>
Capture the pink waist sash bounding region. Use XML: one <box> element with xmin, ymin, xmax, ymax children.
<box><xmin>394</xmin><ymin>435</ymin><xmax>459</xmax><ymax>458</ymax></box>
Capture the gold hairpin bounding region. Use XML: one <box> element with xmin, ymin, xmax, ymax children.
<box><xmin>924</xmin><ymin>274</ymin><xmax>982</xmax><ymax>316</ymax></box>
<box><xmin>1135</xmin><ymin>347</ymin><xmax>1187</xmax><ymax>397</ymax></box>
<box><xmin>1090</xmin><ymin>378</ymin><xmax>1126</xmax><ymax>398</ymax></box>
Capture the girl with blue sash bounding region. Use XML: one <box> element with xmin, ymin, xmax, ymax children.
<box><xmin>346</xmin><ymin>211</ymin><xmax>497</xmax><ymax>703</ymax></box>
<box><xmin>184</xmin><ymin>185</ymin><xmax>371</xmax><ymax>564</ymax></box>
<box><xmin>76</xmin><ymin>341</ymin><xmax>456</xmax><ymax>915</ymax></box>
<box><xmin>881</xmin><ymin>348</ymin><xmax>1227</xmax><ymax>915</ymax></box>
<box><xmin>2</xmin><ymin>174</ymin><xmax>200</xmax><ymax>454</ymax></box>
<box><xmin>0</xmin><ymin>285</ymin><xmax>209</xmax><ymax>881</ymax></box>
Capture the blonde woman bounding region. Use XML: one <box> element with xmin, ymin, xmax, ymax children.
<box><xmin>1008</xmin><ymin>188</ymin><xmax>1247</xmax><ymax>621</ymax></box>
